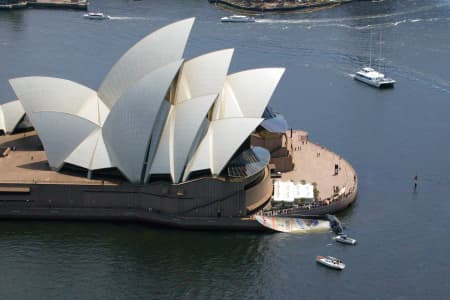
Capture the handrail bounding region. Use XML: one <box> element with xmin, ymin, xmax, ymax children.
<box><xmin>263</xmin><ymin>185</ymin><xmax>357</xmax><ymax>216</ymax></box>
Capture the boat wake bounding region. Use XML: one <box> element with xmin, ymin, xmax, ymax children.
<box><xmin>254</xmin><ymin>3</ymin><xmax>450</xmax><ymax>29</ymax></box>
<box><xmin>395</xmin><ymin>66</ymin><xmax>450</xmax><ymax>95</ymax></box>
<box><xmin>108</xmin><ymin>16</ymin><xmax>151</xmax><ymax>21</ymax></box>
<box><xmin>256</xmin><ymin>17</ymin><xmax>450</xmax><ymax>30</ymax></box>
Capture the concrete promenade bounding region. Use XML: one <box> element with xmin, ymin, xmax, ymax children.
<box><xmin>281</xmin><ymin>130</ymin><xmax>357</xmax><ymax>204</ymax></box>
<box><xmin>0</xmin><ymin>131</ymin><xmax>115</xmax><ymax>185</ymax></box>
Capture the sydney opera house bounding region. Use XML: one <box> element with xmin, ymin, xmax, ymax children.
<box><xmin>0</xmin><ymin>18</ymin><xmax>289</xmax><ymax>228</ymax></box>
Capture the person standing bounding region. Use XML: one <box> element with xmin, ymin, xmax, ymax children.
<box><xmin>413</xmin><ymin>175</ymin><xmax>418</xmax><ymax>190</ymax></box>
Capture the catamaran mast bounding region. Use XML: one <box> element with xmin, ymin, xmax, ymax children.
<box><xmin>369</xmin><ymin>32</ymin><xmax>373</xmax><ymax>67</ymax></box>
<box><xmin>378</xmin><ymin>31</ymin><xmax>382</xmax><ymax>72</ymax></box>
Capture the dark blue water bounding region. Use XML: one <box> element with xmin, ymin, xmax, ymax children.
<box><xmin>1</xmin><ymin>0</ymin><xmax>449</xmax><ymax>298</ymax></box>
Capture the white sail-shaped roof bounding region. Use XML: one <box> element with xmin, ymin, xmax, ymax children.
<box><xmin>172</xmin><ymin>95</ymin><xmax>217</xmax><ymax>182</ymax></box>
<box><xmin>147</xmin><ymin>107</ymin><xmax>172</xmax><ymax>177</ymax></box>
<box><xmin>65</xmin><ymin>128</ymin><xmax>100</xmax><ymax>169</ymax></box>
<box><xmin>174</xmin><ymin>49</ymin><xmax>233</xmax><ymax>104</ymax></box>
<box><xmin>213</xmin><ymin>68</ymin><xmax>285</xmax><ymax>120</ymax></box>
<box><xmin>9</xmin><ymin>77</ymin><xmax>107</xmax><ymax>126</ymax></box>
<box><xmin>102</xmin><ymin>60</ymin><xmax>183</xmax><ymax>183</ymax></box>
<box><xmin>90</xmin><ymin>133</ymin><xmax>112</xmax><ymax>170</ymax></box>
<box><xmin>0</xmin><ymin>108</ymin><xmax>4</xmax><ymax>131</ymax></box>
<box><xmin>148</xmin><ymin>49</ymin><xmax>233</xmax><ymax>182</ymax></box>
<box><xmin>98</xmin><ymin>18</ymin><xmax>195</xmax><ymax>109</ymax></box>
<box><xmin>149</xmin><ymin>94</ymin><xmax>217</xmax><ymax>183</ymax></box>
<box><xmin>8</xmin><ymin>18</ymin><xmax>284</xmax><ymax>184</ymax></box>
<box><xmin>65</xmin><ymin>128</ymin><xmax>112</xmax><ymax>170</ymax></box>
<box><xmin>32</xmin><ymin>111</ymin><xmax>98</xmax><ymax>170</ymax></box>
<box><xmin>184</xmin><ymin>118</ymin><xmax>263</xmax><ymax>181</ymax></box>
<box><xmin>0</xmin><ymin>100</ymin><xmax>25</xmax><ymax>134</ymax></box>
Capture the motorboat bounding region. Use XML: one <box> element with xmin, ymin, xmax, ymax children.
<box><xmin>334</xmin><ymin>234</ymin><xmax>357</xmax><ymax>245</ymax></box>
<box><xmin>221</xmin><ymin>15</ymin><xmax>255</xmax><ymax>23</ymax></box>
<box><xmin>354</xmin><ymin>67</ymin><xmax>395</xmax><ymax>88</ymax></box>
<box><xmin>316</xmin><ymin>255</ymin><xmax>346</xmax><ymax>270</ymax></box>
<box><xmin>83</xmin><ymin>12</ymin><xmax>109</xmax><ymax>20</ymax></box>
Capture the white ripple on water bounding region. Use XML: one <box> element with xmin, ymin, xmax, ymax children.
<box><xmin>255</xmin><ymin>2</ymin><xmax>450</xmax><ymax>26</ymax></box>
<box><xmin>256</xmin><ymin>17</ymin><xmax>450</xmax><ymax>30</ymax></box>
<box><xmin>108</xmin><ymin>16</ymin><xmax>151</xmax><ymax>21</ymax></box>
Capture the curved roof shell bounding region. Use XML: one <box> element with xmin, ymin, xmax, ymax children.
<box><xmin>98</xmin><ymin>18</ymin><xmax>195</xmax><ymax>109</ymax></box>
<box><xmin>102</xmin><ymin>60</ymin><xmax>183</xmax><ymax>183</ymax></box>
<box><xmin>213</xmin><ymin>68</ymin><xmax>285</xmax><ymax>120</ymax></box>
<box><xmin>9</xmin><ymin>18</ymin><xmax>285</xmax><ymax>184</ymax></box>
<box><xmin>183</xmin><ymin>117</ymin><xmax>264</xmax><ymax>181</ymax></box>
<box><xmin>174</xmin><ymin>49</ymin><xmax>233</xmax><ymax>104</ymax></box>
<box><xmin>0</xmin><ymin>100</ymin><xmax>25</xmax><ymax>134</ymax></box>
<box><xmin>32</xmin><ymin>111</ymin><xmax>98</xmax><ymax>169</ymax></box>
<box><xmin>9</xmin><ymin>76</ymin><xmax>108</xmax><ymax>126</ymax></box>
<box><xmin>149</xmin><ymin>94</ymin><xmax>217</xmax><ymax>183</ymax></box>
<box><xmin>65</xmin><ymin>128</ymin><xmax>112</xmax><ymax>171</ymax></box>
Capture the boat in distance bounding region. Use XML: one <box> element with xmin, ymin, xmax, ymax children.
<box><xmin>83</xmin><ymin>12</ymin><xmax>109</xmax><ymax>20</ymax></box>
<box><xmin>316</xmin><ymin>256</ymin><xmax>346</xmax><ymax>270</ymax></box>
<box><xmin>354</xmin><ymin>67</ymin><xmax>396</xmax><ymax>88</ymax></box>
<box><xmin>221</xmin><ymin>15</ymin><xmax>255</xmax><ymax>23</ymax></box>
<box><xmin>334</xmin><ymin>234</ymin><xmax>357</xmax><ymax>245</ymax></box>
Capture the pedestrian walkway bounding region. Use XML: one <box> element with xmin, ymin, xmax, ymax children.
<box><xmin>281</xmin><ymin>130</ymin><xmax>357</xmax><ymax>202</ymax></box>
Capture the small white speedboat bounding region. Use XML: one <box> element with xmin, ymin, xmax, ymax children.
<box><xmin>221</xmin><ymin>15</ymin><xmax>255</xmax><ymax>23</ymax></box>
<box><xmin>316</xmin><ymin>255</ymin><xmax>346</xmax><ymax>270</ymax></box>
<box><xmin>83</xmin><ymin>12</ymin><xmax>109</xmax><ymax>20</ymax></box>
<box><xmin>335</xmin><ymin>234</ymin><xmax>357</xmax><ymax>245</ymax></box>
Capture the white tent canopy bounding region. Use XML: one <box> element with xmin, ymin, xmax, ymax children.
<box><xmin>273</xmin><ymin>180</ymin><xmax>314</xmax><ymax>202</ymax></box>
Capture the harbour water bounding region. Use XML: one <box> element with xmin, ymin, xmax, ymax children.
<box><xmin>0</xmin><ymin>0</ymin><xmax>449</xmax><ymax>298</ymax></box>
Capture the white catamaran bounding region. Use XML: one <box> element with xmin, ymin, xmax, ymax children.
<box><xmin>354</xmin><ymin>32</ymin><xmax>395</xmax><ymax>88</ymax></box>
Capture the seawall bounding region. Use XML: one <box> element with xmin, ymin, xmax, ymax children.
<box><xmin>210</xmin><ymin>0</ymin><xmax>349</xmax><ymax>13</ymax></box>
<box><xmin>0</xmin><ymin>0</ymin><xmax>87</xmax><ymax>10</ymax></box>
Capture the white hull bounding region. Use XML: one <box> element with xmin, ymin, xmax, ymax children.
<box><xmin>316</xmin><ymin>256</ymin><xmax>345</xmax><ymax>270</ymax></box>
<box><xmin>221</xmin><ymin>15</ymin><xmax>255</xmax><ymax>23</ymax></box>
<box><xmin>221</xmin><ymin>19</ymin><xmax>254</xmax><ymax>23</ymax></box>
<box><xmin>335</xmin><ymin>235</ymin><xmax>357</xmax><ymax>245</ymax></box>
<box><xmin>84</xmin><ymin>13</ymin><xmax>109</xmax><ymax>20</ymax></box>
<box><xmin>255</xmin><ymin>215</ymin><xmax>330</xmax><ymax>233</ymax></box>
<box><xmin>354</xmin><ymin>74</ymin><xmax>395</xmax><ymax>88</ymax></box>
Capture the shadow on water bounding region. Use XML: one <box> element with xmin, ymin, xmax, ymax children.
<box><xmin>0</xmin><ymin>10</ymin><xmax>25</xmax><ymax>31</ymax></box>
<box><xmin>0</xmin><ymin>221</ymin><xmax>274</xmax><ymax>298</ymax></box>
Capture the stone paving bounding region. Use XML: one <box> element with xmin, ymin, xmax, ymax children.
<box><xmin>0</xmin><ymin>131</ymin><xmax>115</xmax><ymax>185</ymax></box>
<box><xmin>281</xmin><ymin>130</ymin><xmax>357</xmax><ymax>201</ymax></box>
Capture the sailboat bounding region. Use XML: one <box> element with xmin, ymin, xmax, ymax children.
<box><xmin>354</xmin><ymin>32</ymin><xmax>396</xmax><ymax>88</ymax></box>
